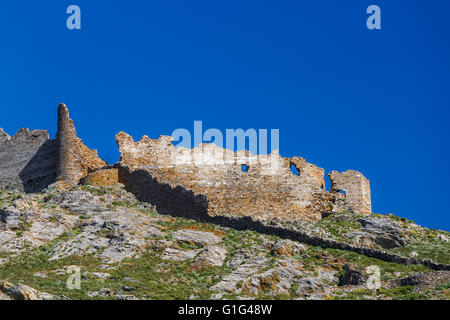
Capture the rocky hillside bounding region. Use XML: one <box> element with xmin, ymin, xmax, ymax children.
<box><xmin>0</xmin><ymin>183</ymin><xmax>449</xmax><ymax>300</ymax></box>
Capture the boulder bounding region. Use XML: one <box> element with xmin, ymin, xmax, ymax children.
<box><xmin>195</xmin><ymin>246</ymin><xmax>227</xmax><ymax>267</ymax></box>
<box><xmin>0</xmin><ymin>281</ymin><xmax>55</xmax><ymax>300</ymax></box>
<box><xmin>338</xmin><ymin>264</ymin><xmax>367</xmax><ymax>286</ymax></box>
<box><xmin>172</xmin><ymin>229</ymin><xmax>221</xmax><ymax>247</ymax></box>
<box><xmin>0</xmin><ymin>207</ymin><xmax>24</xmax><ymax>230</ymax></box>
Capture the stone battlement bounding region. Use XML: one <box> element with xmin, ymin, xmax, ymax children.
<box><xmin>0</xmin><ymin>104</ymin><xmax>372</xmax><ymax>221</ymax></box>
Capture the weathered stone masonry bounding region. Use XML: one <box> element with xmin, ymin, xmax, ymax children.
<box><xmin>2</xmin><ymin>105</ymin><xmax>449</xmax><ymax>271</ymax></box>
<box><xmin>0</xmin><ymin>104</ymin><xmax>105</xmax><ymax>192</ymax></box>
<box><xmin>1</xmin><ymin>104</ymin><xmax>372</xmax><ymax>222</ymax></box>
<box><xmin>114</xmin><ymin>131</ymin><xmax>372</xmax><ymax>222</ymax></box>
<box><xmin>56</xmin><ymin>104</ymin><xmax>106</xmax><ymax>185</ymax></box>
<box><xmin>329</xmin><ymin>170</ymin><xmax>371</xmax><ymax>215</ymax></box>
<box><xmin>0</xmin><ymin>128</ymin><xmax>57</xmax><ymax>193</ymax></box>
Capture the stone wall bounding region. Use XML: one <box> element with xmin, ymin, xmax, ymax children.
<box><xmin>0</xmin><ymin>129</ymin><xmax>57</xmax><ymax>193</ymax></box>
<box><xmin>116</xmin><ymin>132</ymin><xmax>372</xmax><ymax>221</ymax></box>
<box><xmin>1</xmin><ymin>104</ymin><xmax>372</xmax><ymax>221</ymax></box>
<box><xmin>208</xmin><ymin>215</ymin><xmax>450</xmax><ymax>271</ymax></box>
<box><xmin>328</xmin><ymin>170</ymin><xmax>372</xmax><ymax>215</ymax></box>
<box><xmin>0</xmin><ymin>104</ymin><xmax>106</xmax><ymax>192</ymax></box>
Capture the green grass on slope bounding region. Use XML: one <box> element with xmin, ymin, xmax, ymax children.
<box><xmin>312</xmin><ymin>212</ymin><xmax>450</xmax><ymax>264</ymax></box>
<box><xmin>0</xmin><ymin>217</ymin><xmax>434</xmax><ymax>300</ymax></box>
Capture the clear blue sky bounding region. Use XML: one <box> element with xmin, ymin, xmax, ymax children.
<box><xmin>1</xmin><ymin>1</ymin><xmax>449</xmax><ymax>230</ymax></box>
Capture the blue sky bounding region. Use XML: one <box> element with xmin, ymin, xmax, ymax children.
<box><xmin>0</xmin><ymin>1</ymin><xmax>449</xmax><ymax>230</ymax></box>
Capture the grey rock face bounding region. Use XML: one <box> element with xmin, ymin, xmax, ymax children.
<box><xmin>86</xmin><ymin>287</ymin><xmax>137</xmax><ymax>300</ymax></box>
<box><xmin>56</xmin><ymin>190</ymin><xmax>105</xmax><ymax>214</ymax></box>
<box><xmin>195</xmin><ymin>246</ymin><xmax>227</xmax><ymax>267</ymax></box>
<box><xmin>243</xmin><ymin>258</ymin><xmax>308</xmax><ymax>296</ymax></box>
<box><xmin>210</xmin><ymin>252</ymin><xmax>270</xmax><ymax>294</ymax></box>
<box><xmin>0</xmin><ymin>195</ymin><xmax>80</xmax><ymax>256</ymax></box>
<box><xmin>270</xmin><ymin>239</ymin><xmax>306</xmax><ymax>256</ymax></box>
<box><xmin>0</xmin><ymin>129</ymin><xmax>57</xmax><ymax>193</ymax></box>
<box><xmin>357</xmin><ymin>217</ymin><xmax>409</xmax><ymax>249</ymax></box>
<box><xmin>344</xmin><ymin>231</ymin><xmax>377</xmax><ymax>247</ymax></box>
<box><xmin>49</xmin><ymin>208</ymin><xmax>164</xmax><ymax>263</ymax></box>
<box><xmin>0</xmin><ymin>207</ymin><xmax>24</xmax><ymax>229</ymax></box>
<box><xmin>172</xmin><ymin>229</ymin><xmax>221</xmax><ymax>247</ymax></box>
<box><xmin>338</xmin><ymin>264</ymin><xmax>367</xmax><ymax>286</ymax></box>
<box><xmin>296</xmin><ymin>270</ymin><xmax>337</xmax><ymax>297</ymax></box>
<box><xmin>49</xmin><ymin>232</ymin><xmax>110</xmax><ymax>261</ymax></box>
<box><xmin>161</xmin><ymin>247</ymin><xmax>200</xmax><ymax>261</ymax></box>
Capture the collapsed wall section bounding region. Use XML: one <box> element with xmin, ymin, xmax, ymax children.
<box><xmin>116</xmin><ymin>132</ymin><xmax>370</xmax><ymax>221</ymax></box>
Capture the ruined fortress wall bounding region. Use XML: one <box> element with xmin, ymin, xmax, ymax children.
<box><xmin>116</xmin><ymin>132</ymin><xmax>370</xmax><ymax>221</ymax></box>
<box><xmin>0</xmin><ymin>128</ymin><xmax>57</xmax><ymax>192</ymax></box>
<box><xmin>328</xmin><ymin>170</ymin><xmax>372</xmax><ymax>215</ymax></box>
<box><xmin>0</xmin><ymin>104</ymin><xmax>106</xmax><ymax>192</ymax></box>
<box><xmin>55</xmin><ymin>103</ymin><xmax>106</xmax><ymax>185</ymax></box>
<box><xmin>1</xmin><ymin>104</ymin><xmax>372</xmax><ymax>221</ymax></box>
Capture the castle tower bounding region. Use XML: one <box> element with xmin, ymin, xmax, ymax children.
<box><xmin>56</xmin><ymin>103</ymin><xmax>106</xmax><ymax>185</ymax></box>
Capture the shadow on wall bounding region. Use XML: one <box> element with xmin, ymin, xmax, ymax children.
<box><xmin>118</xmin><ymin>166</ymin><xmax>450</xmax><ymax>270</ymax></box>
<box><xmin>117</xmin><ymin>165</ymin><xmax>449</xmax><ymax>271</ymax></box>
<box><xmin>19</xmin><ymin>140</ymin><xmax>57</xmax><ymax>193</ymax></box>
<box><xmin>118</xmin><ymin>166</ymin><xmax>210</xmax><ymax>220</ymax></box>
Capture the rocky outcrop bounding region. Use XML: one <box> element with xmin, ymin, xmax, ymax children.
<box><xmin>172</xmin><ymin>229</ymin><xmax>222</xmax><ymax>247</ymax></box>
<box><xmin>195</xmin><ymin>246</ymin><xmax>227</xmax><ymax>267</ymax></box>
<box><xmin>115</xmin><ymin>132</ymin><xmax>372</xmax><ymax>222</ymax></box>
<box><xmin>0</xmin><ymin>207</ymin><xmax>28</xmax><ymax>230</ymax></box>
<box><xmin>0</xmin><ymin>183</ymin><xmax>448</xmax><ymax>300</ymax></box>
<box><xmin>356</xmin><ymin>216</ymin><xmax>410</xmax><ymax>249</ymax></box>
<box><xmin>0</xmin><ymin>281</ymin><xmax>55</xmax><ymax>300</ymax></box>
<box><xmin>338</xmin><ymin>264</ymin><xmax>367</xmax><ymax>286</ymax></box>
<box><xmin>270</xmin><ymin>239</ymin><xmax>306</xmax><ymax>257</ymax></box>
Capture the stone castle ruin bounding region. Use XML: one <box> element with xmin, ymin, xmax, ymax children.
<box><xmin>0</xmin><ymin>104</ymin><xmax>371</xmax><ymax>222</ymax></box>
<box><xmin>0</xmin><ymin>104</ymin><xmax>105</xmax><ymax>193</ymax></box>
